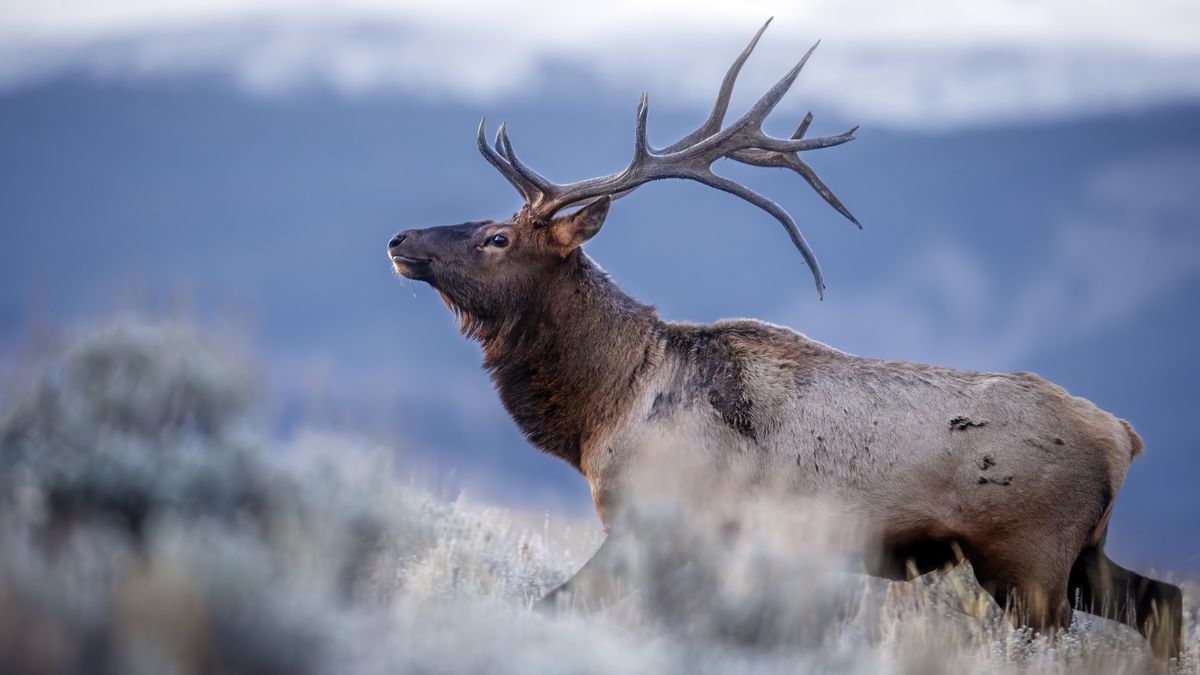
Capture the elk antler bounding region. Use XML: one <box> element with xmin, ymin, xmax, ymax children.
<box><xmin>477</xmin><ymin>18</ymin><xmax>859</xmax><ymax>298</ymax></box>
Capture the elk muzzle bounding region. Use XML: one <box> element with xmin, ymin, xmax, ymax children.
<box><xmin>388</xmin><ymin>229</ymin><xmax>434</xmax><ymax>280</ymax></box>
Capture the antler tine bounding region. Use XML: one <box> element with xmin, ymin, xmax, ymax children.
<box><xmin>732</xmin><ymin>146</ymin><xmax>860</xmax><ymax>227</ymax></box>
<box><xmin>660</xmin><ymin>18</ymin><xmax>772</xmax><ymax>154</ymax></box>
<box><xmin>496</xmin><ymin>123</ymin><xmax>554</xmax><ymax>201</ymax></box>
<box><xmin>477</xmin><ymin>118</ymin><xmax>537</xmax><ymax>202</ymax></box>
<box><xmin>685</xmin><ymin>41</ymin><xmax>827</xmax><ymax>160</ymax></box>
<box><xmin>758</xmin><ymin>124</ymin><xmax>858</xmax><ymax>153</ymax></box>
<box><xmin>781</xmin><ymin>155</ymin><xmax>860</xmax><ymax>227</ymax></box>
<box><xmin>633</xmin><ymin>93</ymin><xmax>651</xmax><ymax>162</ymax></box>
<box><xmin>733</xmin><ymin>41</ymin><xmax>820</xmax><ymax>136</ymax></box>
<box><xmin>706</xmin><ymin>41</ymin><xmax>860</xmax><ymax>156</ymax></box>
<box><xmin>695</xmin><ymin>169</ymin><xmax>826</xmax><ymax>298</ymax></box>
<box><xmin>793</xmin><ymin>112</ymin><xmax>814</xmax><ymax>139</ymax></box>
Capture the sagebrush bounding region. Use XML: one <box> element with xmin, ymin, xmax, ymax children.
<box><xmin>0</xmin><ymin>321</ymin><xmax>1194</xmax><ymax>674</ymax></box>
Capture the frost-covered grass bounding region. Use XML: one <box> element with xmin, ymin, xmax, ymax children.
<box><xmin>0</xmin><ymin>321</ymin><xmax>1195</xmax><ymax>674</ymax></box>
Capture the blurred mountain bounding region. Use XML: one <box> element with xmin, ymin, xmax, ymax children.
<box><xmin>2</xmin><ymin>78</ymin><xmax>1198</xmax><ymax>569</ymax></box>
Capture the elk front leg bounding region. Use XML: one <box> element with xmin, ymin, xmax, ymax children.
<box><xmin>535</xmin><ymin>532</ymin><xmax>634</xmax><ymax>613</ymax></box>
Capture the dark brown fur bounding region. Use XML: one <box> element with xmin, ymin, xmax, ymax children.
<box><xmin>476</xmin><ymin>250</ymin><xmax>658</xmax><ymax>469</ymax></box>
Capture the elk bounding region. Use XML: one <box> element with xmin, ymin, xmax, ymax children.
<box><xmin>387</xmin><ymin>20</ymin><xmax>1183</xmax><ymax>659</ymax></box>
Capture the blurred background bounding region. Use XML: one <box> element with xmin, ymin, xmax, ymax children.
<box><xmin>2</xmin><ymin>1</ymin><xmax>1198</xmax><ymax>571</ymax></box>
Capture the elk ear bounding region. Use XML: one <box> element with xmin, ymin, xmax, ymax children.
<box><xmin>550</xmin><ymin>196</ymin><xmax>611</xmax><ymax>251</ymax></box>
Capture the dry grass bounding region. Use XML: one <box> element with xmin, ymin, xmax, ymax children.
<box><xmin>0</xmin><ymin>320</ymin><xmax>1195</xmax><ymax>674</ymax></box>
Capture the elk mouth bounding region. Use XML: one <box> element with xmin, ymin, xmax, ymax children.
<box><xmin>390</xmin><ymin>254</ymin><xmax>432</xmax><ymax>280</ymax></box>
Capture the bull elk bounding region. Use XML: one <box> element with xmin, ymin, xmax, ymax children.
<box><xmin>387</xmin><ymin>20</ymin><xmax>1183</xmax><ymax>659</ymax></box>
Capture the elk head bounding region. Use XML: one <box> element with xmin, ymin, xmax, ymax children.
<box><xmin>389</xmin><ymin>19</ymin><xmax>860</xmax><ymax>334</ymax></box>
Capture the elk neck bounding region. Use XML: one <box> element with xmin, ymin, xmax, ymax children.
<box><xmin>478</xmin><ymin>250</ymin><xmax>661</xmax><ymax>472</ymax></box>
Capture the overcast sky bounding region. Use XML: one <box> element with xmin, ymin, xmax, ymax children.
<box><xmin>3</xmin><ymin>0</ymin><xmax>1200</xmax><ymax>127</ymax></box>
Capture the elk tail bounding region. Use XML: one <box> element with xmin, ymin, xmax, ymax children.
<box><xmin>1119</xmin><ymin>419</ymin><xmax>1144</xmax><ymax>460</ymax></box>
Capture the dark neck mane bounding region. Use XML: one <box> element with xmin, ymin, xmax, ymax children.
<box><xmin>474</xmin><ymin>251</ymin><xmax>660</xmax><ymax>471</ymax></box>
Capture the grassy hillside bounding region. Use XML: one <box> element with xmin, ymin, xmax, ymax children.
<box><xmin>0</xmin><ymin>321</ymin><xmax>1195</xmax><ymax>674</ymax></box>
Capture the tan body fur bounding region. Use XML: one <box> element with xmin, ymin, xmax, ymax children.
<box><xmin>588</xmin><ymin>315</ymin><xmax>1140</xmax><ymax>597</ymax></box>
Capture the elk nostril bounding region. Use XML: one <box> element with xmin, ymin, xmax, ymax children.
<box><xmin>388</xmin><ymin>233</ymin><xmax>407</xmax><ymax>249</ymax></box>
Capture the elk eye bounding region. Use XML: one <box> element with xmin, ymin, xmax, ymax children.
<box><xmin>488</xmin><ymin>233</ymin><xmax>509</xmax><ymax>248</ymax></box>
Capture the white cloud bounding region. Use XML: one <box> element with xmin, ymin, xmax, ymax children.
<box><xmin>793</xmin><ymin>155</ymin><xmax>1200</xmax><ymax>370</ymax></box>
<box><xmin>2</xmin><ymin>0</ymin><xmax>1200</xmax><ymax>127</ymax></box>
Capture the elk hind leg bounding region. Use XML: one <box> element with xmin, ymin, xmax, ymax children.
<box><xmin>1068</xmin><ymin>546</ymin><xmax>1183</xmax><ymax>661</ymax></box>
<box><xmin>969</xmin><ymin>549</ymin><xmax>1073</xmax><ymax>636</ymax></box>
<box><xmin>977</xmin><ymin>576</ymin><xmax>1072</xmax><ymax>636</ymax></box>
